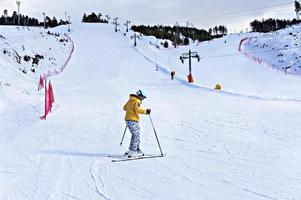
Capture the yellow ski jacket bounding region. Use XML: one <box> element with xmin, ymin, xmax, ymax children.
<box><xmin>123</xmin><ymin>95</ymin><xmax>146</xmax><ymax>121</ymax></box>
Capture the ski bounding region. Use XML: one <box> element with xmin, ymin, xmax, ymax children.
<box><xmin>111</xmin><ymin>154</ymin><xmax>165</xmax><ymax>163</ymax></box>
<box><xmin>108</xmin><ymin>154</ymin><xmax>126</xmax><ymax>159</ymax></box>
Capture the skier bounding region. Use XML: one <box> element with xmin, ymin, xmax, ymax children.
<box><xmin>123</xmin><ymin>90</ymin><xmax>151</xmax><ymax>157</ymax></box>
<box><xmin>170</xmin><ymin>70</ymin><xmax>176</xmax><ymax>80</ymax></box>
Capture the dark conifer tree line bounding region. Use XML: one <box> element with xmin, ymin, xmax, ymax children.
<box><xmin>131</xmin><ymin>25</ymin><xmax>228</xmax><ymax>45</ymax></box>
<box><xmin>250</xmin><ymin>18</ymin><xmax>301</xmax><ymax>33</ymax></box>
<box><xmin>82</xmin><ymin>12</ymin><xmax>108</xmax><ymax>23</ymax></box>
<box><xmin>0</xmin><ymin>9</ymin><xmax>69</xmax><ymax>28</ymax></box>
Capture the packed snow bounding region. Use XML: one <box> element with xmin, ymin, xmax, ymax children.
<box><xmin>0</xmin><ymin>22</ymin><xmax>301</xmax><ymax>200</ymax></box>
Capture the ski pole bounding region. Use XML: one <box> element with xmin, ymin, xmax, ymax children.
<box><xmin>149</xmin><ymin>115</ymin><xmax>164</xmax><ymax>156</ymax></box>
<box><xmin>120</xmin><ymin>126</ymin><xmax>127</xmax><ymax>146</ymax></box>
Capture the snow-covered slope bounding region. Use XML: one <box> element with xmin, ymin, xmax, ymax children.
<box><xmin>243</xmin><ymin>24</ymin><xmax>301</xmax><ymax>75</ymax></box>
<box><xmin>0</xmin><ymin>26</ymin><xmax>72</xmax><ymax>77</ymax></box>
<box><xmin>0</xmin><ymin>25</ymin><xmax>73</xmax><ymax>157</ymax></box>
<box><xmin>1</xmin><ymin>23</ymin><xmax>301</xmax><ymax>200</ymax></box>
<box><xmin>133</xmin><ymin>29</ymin><xmax>301</xmax><ymax>101</ymax></box>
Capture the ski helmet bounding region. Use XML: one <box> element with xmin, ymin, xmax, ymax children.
<box><xmin>136</xmin><ymin>89</ymin><xmax>147</xmax><ymax>99</ymax></box>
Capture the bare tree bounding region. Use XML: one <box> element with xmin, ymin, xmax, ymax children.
<box><xmin>295</xmin><ymin>1</ymin><xmax>300</xmax><ymax>20</ymax></box>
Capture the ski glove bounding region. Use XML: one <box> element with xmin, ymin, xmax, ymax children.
<box><xmin>146</xmin><ymin>109</ymin><xmax>151</xmax><ymax>115</ymax></box>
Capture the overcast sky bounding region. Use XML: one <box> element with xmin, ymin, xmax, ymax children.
<box><xmin>0</xmin><ymin>0</ymin><xmax>296</xmax><ymax>32</ymax></box>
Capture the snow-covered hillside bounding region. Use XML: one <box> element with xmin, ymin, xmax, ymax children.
<box><xmin>243</xmin><ymin>24</ymin><xmax>301</xmax><ymax>75</ymax></box>
<box><xmin>1</xmin><ymin>23</ymin><xmax>301</xmax><ymax>200</ymax></box>
<box><xmin>0</xmin><ymin>26</ymin><xmax>72</xmax><ymax>76</ymax></box>
<box><xmin>0</xmin><ymin>26</ymin><xmax>72</xmax><ymax>125</ymax></box>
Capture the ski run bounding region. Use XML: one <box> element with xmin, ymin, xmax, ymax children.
<box><xmin>1</xmin><ymin>22</ymin><xmax>301</xmax><ymax>200</ymax></box>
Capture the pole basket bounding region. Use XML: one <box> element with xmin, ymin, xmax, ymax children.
<box><xmin>187</xmin><ymin>74</ymin><xmax>194</xmax><ymax>83</ymax></box>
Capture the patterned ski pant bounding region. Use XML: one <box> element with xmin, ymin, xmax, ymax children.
<box><xmin>126</xmin><ymin>120</ymin><xmax>141</xmax><ymax>152</ymax></box>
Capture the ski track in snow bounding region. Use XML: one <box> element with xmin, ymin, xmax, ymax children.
<box><xmin>90</xmin><ymin>160</ymin><xmax>111</xmax><ymax>200</ymax></box>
